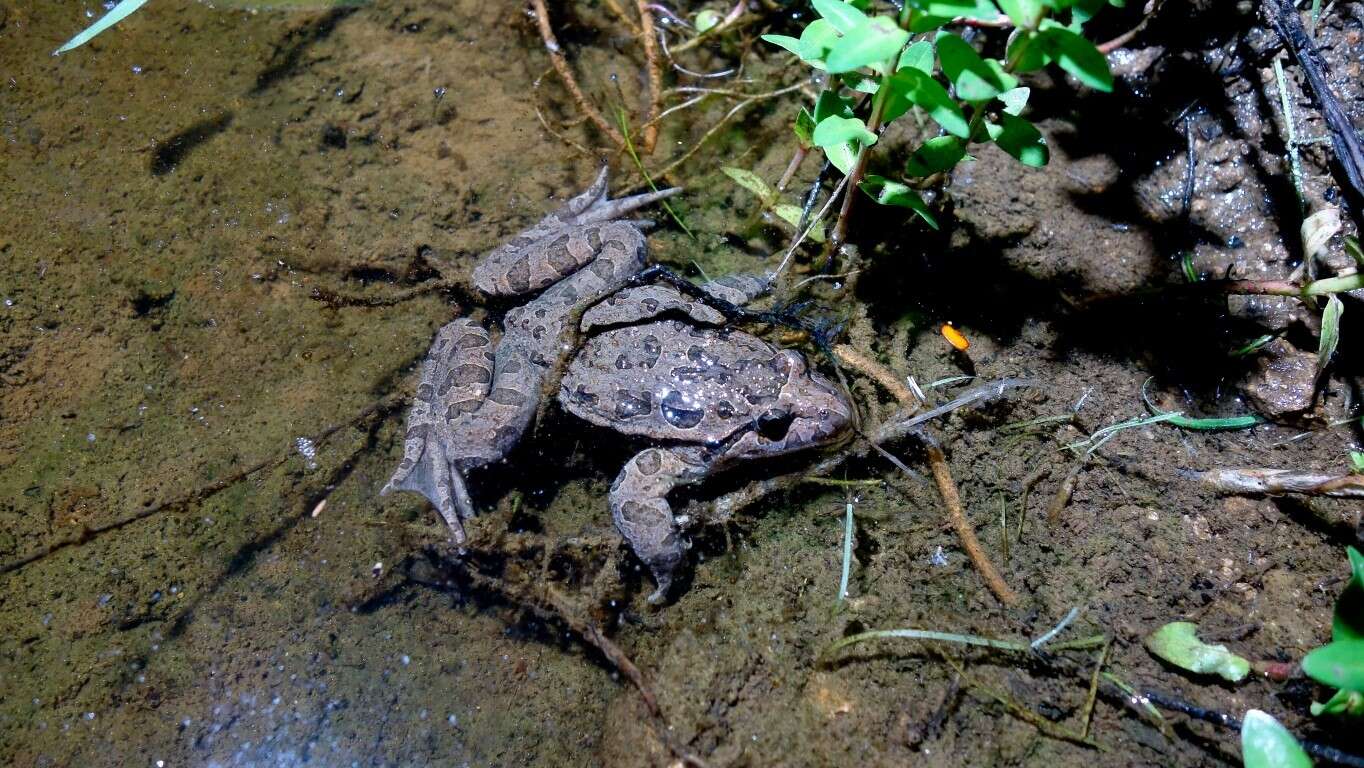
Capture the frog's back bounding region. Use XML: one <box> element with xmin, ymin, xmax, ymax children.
<box><xmin>559</xmin><ymin>320</ymin><xmax>788</xmax><ymax>443</ymax></box>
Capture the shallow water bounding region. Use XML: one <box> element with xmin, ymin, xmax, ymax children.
<box><xmin>3</xmin><ymin>1</ymin><xmax>1363</xmax><ymax>766</ymax></box>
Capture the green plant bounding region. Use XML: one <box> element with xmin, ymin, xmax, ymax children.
<box><xmin>1241</xmin><ymin>710</ymin><xmax>1312</xmax><ymax>768</ymax></box>
<box><xmin>1302</xmin><ymin>546</ymin><xmax>1364</xmax><ymax>717</ymax></box>
<box><xmin>762</xmin><ymin>0</ymin><xmax>1117</xmax><ymax>242</ymax></box>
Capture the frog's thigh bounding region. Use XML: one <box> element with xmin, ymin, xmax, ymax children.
<box><xmin>608</xmin><ymin>447</ymin><xmax>711</xmax><ymax>600</ymax></box>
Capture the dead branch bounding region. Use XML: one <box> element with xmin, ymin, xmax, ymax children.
<box><xmin>530</xmin><ymin>0</ymin><xmax>626</xmax><ymax>149</ymax></box>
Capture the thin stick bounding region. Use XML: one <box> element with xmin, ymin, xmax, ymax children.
<box><xmin>832</xmin><ymin>345</ymin><xmax>1019</xmax><ymax>606</ymax></box>
<box><xmin>832</xmin><ymin>344</ymin><xmax>918</xmax><ymax>407</ymax></box>
<box><xmin>636</xmin><ymin>0</ymin><xmax>663</xmax><ymax>154</ymax></box>
<box><xmin>924</xmin><ymin>438</ymin><xmax>1020</xmax><ymax>606</ymax></box>
<box><xmin>530</xmin><ymin>0</ymin><xmax>626</xmax><ymax>148</ymax></box>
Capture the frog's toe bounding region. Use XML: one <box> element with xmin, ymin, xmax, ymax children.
<box><xmin>382</xmin><ymin>436</ymin><xmax>472</xmax><ymax>543</ymax></box>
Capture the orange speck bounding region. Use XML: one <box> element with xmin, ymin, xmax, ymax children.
<box><xmin>941</xmin><ymin>324</ymin><xmax>969</xmax><ymax>351</ymax></box>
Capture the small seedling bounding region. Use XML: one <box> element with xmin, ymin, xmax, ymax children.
<box><xmin>1302</xmin><ymin>547</ymin><xmax>1364</xmax><ymax>716</ymax></box>
<box><xmin>762</xmin><ymin>0</ymin><xmax>1116</xmax><ymax>238</ymax></box>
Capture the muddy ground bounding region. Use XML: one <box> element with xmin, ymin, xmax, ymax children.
<box><xmin>2</xmin><ymin>0</ymin><xmax>1363</xmax><ymax>765</ymax></box>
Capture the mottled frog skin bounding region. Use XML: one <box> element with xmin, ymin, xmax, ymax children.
<box><xmin>384</xmin><ymin>170</ymin><xmax>852</xmax><ymax>603</ymax></box>
<box><xmin>560</xmin><ymin>316</ymin><xmax>851</xmax><ymax>601</ymax></box>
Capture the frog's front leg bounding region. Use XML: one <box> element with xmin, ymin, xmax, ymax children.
<box><xmin>609</xmin><ymin>446</ymin><xmax>713</xmax><ymax>603</ymax></box>
<box><xmin>381</xmin><ymin>318</ymin><xmax>495</xmax><ymax>542</ymax></box>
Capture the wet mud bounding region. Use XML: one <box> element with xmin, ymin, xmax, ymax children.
<box><xmin>2</xmin><ymin>1</ymin><xmax>1363</xmax><ymax>766</ymax></box>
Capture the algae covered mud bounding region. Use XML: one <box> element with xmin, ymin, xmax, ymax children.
<box><xmin>3</xmin><ymin>0</ymin><xmax>1364</xmax><ymax>765</ymax></box>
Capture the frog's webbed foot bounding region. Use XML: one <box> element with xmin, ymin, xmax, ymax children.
<box><xmin>609</xmin><ymin>447</ymin><xmax>712</xmax><ymax>604</ymax></box>
<box><xmin>382</xmin><ymin>319</ymin><xmax>495</xmax><ymax>541</ymax></box>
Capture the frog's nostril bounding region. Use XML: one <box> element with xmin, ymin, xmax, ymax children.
<box><xmin>757</xmin><ymin>410</ymin><xmax>794</xmax><ymax>441</ymax></box>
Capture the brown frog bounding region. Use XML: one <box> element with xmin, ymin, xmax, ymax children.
<box><xmin>384</xmin><ymin>170</ymin><xmax>852</xmax><ymax>602</ymax></box>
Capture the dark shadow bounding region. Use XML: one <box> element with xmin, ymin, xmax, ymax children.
<box><xmin>251</xmin><ymin>8</ymin><xmax>358</xmax><ymax>95</ymax></box>
<box><xmin>150</xmin><ymin>112</ymin><xmax>234</xmax><ymax>176</ymax></box>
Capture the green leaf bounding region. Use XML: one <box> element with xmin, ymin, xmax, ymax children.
<box><xmin>812</xmin><ymin>115</ymin><xmax>876</xmax><ymax>174</ymax></box>
<box><xmin>1319</xmin><ymin>294</ymin><xmax>1343</xmax><ymax>373</ymax></box>
<box><xmin>936</xmin><ymin>32</ymin><xmax>1018</xmax><ymax>101</ymax></box>
<box><xmin>772</xmin><ymin>204</ymin><xmax>826</xmax><ymax>242</ymax></box>
<box><xmin>1350</xmin><ymin>452</ymin><xmax>1364</xmax><ymax>474</ymax></box>
<box><xmin>1333</xmin><ymin>547</ymin><xmax>1364</xmax><ymax>642</ymax></box>
<box><xmin>794</xmin><ymin>107</ymin><xmax>818</xmax><ymax>149</ymax></box>
<box><xmin>814</xmin><ymin>90</ymin><xmax>856</xmax><ymax>122</ymax></box>
<box><xmin>908</xmin><ymin>13</ymin><xmax>953</xmax><ymax>32</ymax></box>
<box><xmin>1311</xmin><ymin>688</ymin><xmax>1364</xmax><ymax>717</ymax></box>
<box><xmin>55</xmin><ymin>0</ymin><xmax>151</xmax><ymax>54</ymax></box>
<box><xmin>999</xmin><ymin>86</ymin><xmax>1031</xmax><ymax>115</ymax></box>
<box><xmin>1144</xmin><ymin>621</ymin><xmax>1250</xmax><ymax>682</ymax></box>
<box><xmin>1241</xmin><ymin>710</ymin><xmax>1312</xmax><ymax>768</ymax></box>
<box><xmin>826</xmin><ymin>16</ymin><xmax>911</xmax><ymax>73</ymax></box>
<box><xmin>1302</xmin><ymin>639</ymin><xmax>1364</xmax><ymax>692</ymax></box>
<box><xmin>898</xmin><ymin>40</ymin><xmax>935</xmax><ymax>73</ymax></box>
<box><xmin>997</xmin><ymin>0</ymin><xmax>1043</xmax><ymax>27</ymax></box>
<box><xmin>905</xmin><ymin>136</ymin><xmax>967</xmax><ymax>176</ymax></box>
<box><xmin>721</xmin><ymin>167</ymin><xmax>777</xmax><ymax>206</ymax></box>
<box><xmin>991</xmin><ymin>113</ymin><xmax>1048</xmax><ymax>167</ymax></box>
<box><xmin>1038</xmin><ymin>23</ymin><xmax>1113</xmax><ymax>91</ymax></box>
<box><xmin>694</xmin><ymin>8</ymin><xmax>721</xmax><ymax>33</ymax></box>
<box><xmin>859</xmin><ymin>175</ymin><xmax>938</xmax><ymax>228</ymax></box>
<box><xmin>762</xmin><ymin>34</ymin><xmax>806</xmax><ymax>57</ymax></box>
<box><xmin>1006</xmin><ymin>29</ymin><xmax>1050</xmax><ymax>73</ymax></box>
<box><xmin>1346</xmin><ymin>235</ymin><xmax>1364</xmax><ymax>266</ymax></box>
<box><xmin>918</xmin><ymin>0</ymin><xmax>1004</xmax><ymax>22</ymax></box>
<box><xmin>812</xmin><ymin>0</ymin><xmax>869</xmax><ymax>33</ymax></box>
<box><xmin>842</xmin><ymin>71</ymin><xmax>882</xmax><ymax>94</ymax></box>
<box><xmin>881</xmin><ymin>69</ymin><xmax>970</xmax><ymax>135</ymax></box>
<box><xmin>798</xmin><ymin>18</ymin><xmax>842</xmax><ymax>63</ymax></box>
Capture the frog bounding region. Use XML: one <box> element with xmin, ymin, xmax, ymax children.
<box><xmin>559</xmin><ymin>311</ymin><xmax>852</xmax><ymax>602</ymax></box>
<box><xmin>382</xmin><ymin>168</ymin><xmax>853</xmax><ymax>602</ymax></box>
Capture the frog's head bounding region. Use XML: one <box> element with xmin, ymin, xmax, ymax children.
<box><xmin>735</xmin><ymin>350</ymin><xmax>852</xmax><ymax>457</ymax></box>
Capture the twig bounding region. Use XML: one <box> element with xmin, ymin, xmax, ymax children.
<box><xmin>669</xmin><ymin>1</ymin><xmax>749</xmax><ymax>54</ymax></box>
<box><xmin>923</xmin><ymin>437</ymin><xmax>1020</xmax><ymax>606</ymax></box>
<box><xmin>636</xmin><ymin>0</ymin><xmax>663</xmax><ymax>154</ymax></box>
<box><xmin>530</xmin><ymin>0</ymin><xmax>626</xmax><ymax>148</ymax></box>
<box><xmin>1265</xmin><ymin>0</ymin><xmax>1364</xmax><ymax>219</ymax></box>
<box><xmin>832</xmin><ymin>345</ymin><xmax>1019</xmax><ymax>606</ymax></box>
<box><xmin>1186</xmin><ymin>467</ymin><xmax>1364</xmax><ymax>498</ymax></box>
<box><xmin>832</xmin><ymin>344</ymin><xmax>918</xmax><ymax>407</ymax></box>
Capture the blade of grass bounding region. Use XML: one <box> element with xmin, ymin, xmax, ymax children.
<box><xmin>55</xmin><ymin>0</ymin><xmax>151</xmax><ymax>54</ymax></box>
<box><xmin>837</xmin><ymin>500</ymin><xmax>854</xmax><ymax>602</ymax></box>
<box><xmin>617</xmin><ymin>108</ymin><xmax>694</xmax><ymax>238</ymax></box>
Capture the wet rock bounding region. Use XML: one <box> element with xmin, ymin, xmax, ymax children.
<box><xmin>1240</xmin><ymin>339</ymin><xmax>1317</xmax><ymax>418</ymax></box>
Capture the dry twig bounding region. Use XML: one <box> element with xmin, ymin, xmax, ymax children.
<box><xmin>636</xmin><ymin>0</ymin><xmax>664</xmax><ymax>154</ymax></box>
<box><xmin>530</xmin><ymin>0</ymin><xmax>626</xmax><ymax>148</ymax></box>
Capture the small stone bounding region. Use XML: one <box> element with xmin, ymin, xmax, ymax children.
<box><xmin>1240</xmin><ymin>339</ymin><xmax>1316</xmax><ymax>418</ymax></box>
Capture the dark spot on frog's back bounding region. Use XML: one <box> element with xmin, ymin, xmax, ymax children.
<box><xmin>615</xmin><ymin>354</ymin><xmax>632</xmax><ymax>370</ymax></box>
<box><xmin>686</xmin><ymin>345</ymin><xmax>705</xmax><ymax>362</ymax></box>
<box><xmin>641</xmin><ymin>334</ymin><xmax>662</xmax><ymax>365</ymax></box>
<box><xmin>614</xmin><ymin>390</ymin><xmax>653</xmax><ymax>419</ymax></box>
<box><xmin>716</xmin><ymin>400</ymin><xmax>736</xmax><ymax>419</ymax></box>
<box><xmin>446</xmin><ymin>364</ymin><xmax>491</xmax><ymax>390</ymax></box>
<box><xmin>568</xmin><ymin>385</ymin><xmax>597</xmax><ymax>406</ymax></box>
<box><xmin>660</xmin><ymin>391</ymin><xmax>704</xmax><ymax>429</ymax></box>
<box><xmin>489</xmin><ymin>387</ymin><xmax>528</xmax><ymax>406</ymax></box>
<box><xmin>455</xmin><ymin>333</ymin><xmax>487</xmax><ymax>350</ymax></box>
<box><xmin>547</xmin><ymin>234</ymin><xmax>580</xmax><ymax>276</ymax></box>
<box><xmin>507</xmin><ymin>260</ymin><xmax>531</xmax><ymax>293</ymax></box>
<box><xmin>415</xmin><ymin>383</ymin><xmax>435</xmax><ymax>403</ymax></box>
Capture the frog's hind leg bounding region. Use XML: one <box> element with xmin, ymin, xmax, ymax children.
<box><xmin>382</xmin><ymin>318</ymin><xmax>495</xmax><ymax>541</ymax></box>
<box><xmin>609</xmin><ymin>446</ymin><xmax>712</xmax><ymax>604</ymax></box>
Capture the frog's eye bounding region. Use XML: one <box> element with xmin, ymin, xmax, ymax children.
<box><xmin>757</xmin><ymin>409</ymin><xmax>794</xmax><ymax>441</ymax></box>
